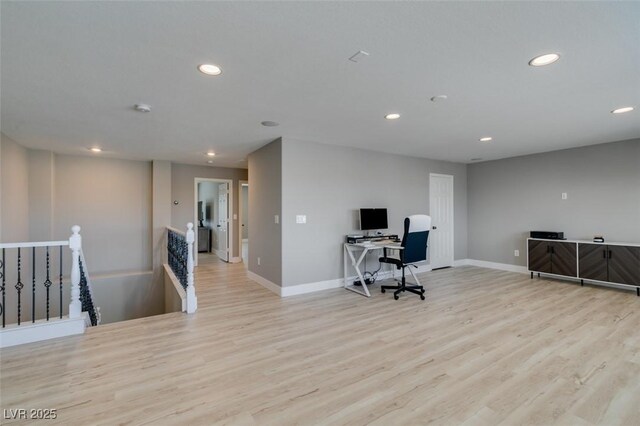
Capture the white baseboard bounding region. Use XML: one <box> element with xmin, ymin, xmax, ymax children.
<box><xmin>462</xmin><ymin>259</ymin><xmax>528</xmax><ymax>274</ymax></box>
<box><xmin>229</xmin><ymin>257</ymin><xmax>242</xmax><ymax>264</ymax></box>
<box><xmin>247</xmin><ymin>271</ymin><xmax>282</xmax><ymax>296</ymax></box>
<box><xmin>281</xmin><ymin>278</ymin><xmax>344</xmax><ymax>297</ymax></box>
<box><xmin>0</xmin><ymin>314</ymin><xmax>87</xmax><ymax>348</ymax></box>
<box><xmin>251</xmin><ymin>262</ymin><xmax>435</xmax><ymax>298</ymax></box>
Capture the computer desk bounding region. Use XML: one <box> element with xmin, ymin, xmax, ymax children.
<box><xmin>343</xmin><ymin>240</ymin><xmax>403</xmax><ymax>297</ymax></box>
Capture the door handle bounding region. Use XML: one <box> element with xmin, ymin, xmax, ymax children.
<box><xmin>432</xmin><ymin>226</ymin><xmax>437</xmax><ymax>230</ymax></box>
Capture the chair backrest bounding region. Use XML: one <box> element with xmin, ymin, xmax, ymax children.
<box><xmin>401</xmin><ymin>215</ymin><xmax>431</xmax><ymax>264</ymax></box>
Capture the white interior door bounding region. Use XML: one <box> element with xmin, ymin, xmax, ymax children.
<box><xmin>429</xmin><ymin>174</ymin><xmax>454</xmax><ymax>269</ymax></box>
<box><xmin>217</xmin><ymin>183</ymin><xmax>229</xmax><ymax>262</ymax></box>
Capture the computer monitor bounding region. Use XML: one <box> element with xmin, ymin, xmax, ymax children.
<box><xmin>359</xmin><ymin>208</ymin><xmax>388</xmax><ymax>231</ymax></box>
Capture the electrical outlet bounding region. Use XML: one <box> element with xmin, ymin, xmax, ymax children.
<box><xmin>514</xmin><ymin>249</ymin><xmax>520</xmax><ymax>257</ymax></box>
<box><xmin>562</xmin><ymin>192</ymin><xmax>568</xmax><ymax>200</ymax></box>
<box><xmin>296</xmin><ymin>215</ymin><xmax>307</xmax><ymax>224</ymax></box>
<box><xmin>257</xmin><ymin>257</ymin><xmax>261</xmax><ymax>266</ymax></box>
<box><xmin>233</xmin><ymin>213</ymin><xmax>238</xmax><ymax>220</ymax></box>
<box><xmin>274</xmin><ymin>215</ymin><xmax>279</xmax><ymax>224</ymax></box>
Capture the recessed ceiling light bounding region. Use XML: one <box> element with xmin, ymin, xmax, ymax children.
<box><xmin>430</xmin><ymin>95</ymin><xmax>448</xmax><ymax>102</ymax></box>
<box><xmin>207</xmin><ymin>152</ymin><xmax>216</xmax><ymax>157</ymax></box>
<box><xmin>385</xmin><ymin>113</ymin><xmax>400</xmax><ymax>120</ymax></box>
<box><xmin>611</xmin><ymin>106</ymin><xmax>634</xmax><ymax>114</ymax></box>
<box><xmin>479</xmin><ymin>137</ymin><xmax>493</xmax><ymax>142</ymax></box>
<box><xmin>261</xmin><ymin>121</ymin><xmax>279</xmax><ymax>127</ymax></box>
<box><xmin>528</xmin><ymin>53</ymin><xmax>560</xmax><ymax>67</ymax></box>
<box><xmin>207</xmin><ymin>160</ymin><xmax>214</xmax><ymax>164</ymax></box>
<box><xmin>198</xmin><ymin>64</ymin><xmax>222</xmax><ymax>76</ymax></box>
<box><xmin>89</xmin><ymin>147</ymin><xmax>102</xmax><ymax>153</ymax></box>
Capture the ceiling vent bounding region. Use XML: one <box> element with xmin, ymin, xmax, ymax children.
<box><xmin>348</xmin><ymin>50</ymin><xmax>370</xmax><ymax>63</ymax></box>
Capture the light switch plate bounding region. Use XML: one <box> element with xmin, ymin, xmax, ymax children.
<box><xmin>296</xmin><ymin>215</ymin><xmax>307</xmax><ymax>224</ymax></box>
<box><xmin>562</xmin><ymin>192</ymin><xmax>568</xmax><ymax>200</ymax></box>
<box><xmin>274</xmin><ymin>215</ymin><xmax>279</xmax><ymax>224</ymax></box>
<box><xmin>514</xmin><ymin>250</ymin><xmax>520</xmax><ymax>257</ymax></box>
<box><xmin>233</xmin><ymin>213</ymin><xmax>238</xmax><ymax>220</ymax></box>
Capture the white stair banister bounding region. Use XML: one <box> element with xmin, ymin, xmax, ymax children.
<box><xmin>185</xmin><ymin>222</ymin><xmax>197</xmax><ymax>313</ymax></box>
<box><xmin>68</xmin><ymin>225</ymin><xmax>82</xmax><ymax>319</ymax></box>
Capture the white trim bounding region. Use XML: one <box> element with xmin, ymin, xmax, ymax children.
<box><xmin>247</xmin><ymin>271</ymin><xmax>282</xmax><ymax>296</ymax></box>
<box><xmin>429</xmin><ymin>173</ymin><xmax>455</xmax><ymax>269</ymax></box>
<box><xmin>453</xmin><ymin>259</ymin><xmax>470</xmax><ymax>267</ymax></box>
<box><xmin>194</xmin><ymin>177</ymin><xmax>234</xmax><ymax>266</ymax></box>
<box><xmin>463</xmin><ymin>259</ymin><xmax>528</xmax><ymax>274</ymax></box>
<box><xmin>0</xmin><ymin>240</ymin><xmax>68</xmax><ymax>249</ymax></box>
<box><xmin>229</xmin><ymin>256</ymin><xmax>242</xmax><ymax>263</ymax></box>
<box><xmin>281</xmin><ymin>278</ymin><xmax>344</xmax><ymax>297</ymax></box>
<box><xmin>0</xmin><ymin>314</ymin><xmax>87</xmax><ymax>348</ymax></box>
<box><xmin>166</xmin><ymin>226</ymin><xmax>186</xmax><ymax>236</ymax></box>
<box><xmin>238</xmin><ymin>179</ymin><xmax>248</xmax><ymax>262</ymax></box>
<box><xmin>280</xmin><ymin>262</ymin><xmax>434</xmax><ymax>298</ymax></box>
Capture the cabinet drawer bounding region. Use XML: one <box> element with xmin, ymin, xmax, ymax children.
<box><xmin>578</xmin><ymin>243</ymin><xmax>608</xmax><ymax>282</ymax></box>
<box><xmin>550</xmin><ymin>241</ymin><xmax>577</xmax><ymax>277</ymax></box>
<box><xmin>608</xmin><ymin>246</ymin><xmax>640</xmax><ymax>286</ymax></box>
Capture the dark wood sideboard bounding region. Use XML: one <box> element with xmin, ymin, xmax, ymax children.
<box><xmin>527</xmin><ymin>238</ymin><xmax>640</xmax><ymax>296</ymax></box>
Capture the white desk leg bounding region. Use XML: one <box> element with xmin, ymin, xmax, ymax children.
<box><xmin>344</xmin><ymin>246</ymin><xmax>371</xmax><ymax>297</ymax></box>
<box><xmin>343</xmin><ymin>245</ymin><xmax>348</xmax><ymax>288</ymax></box>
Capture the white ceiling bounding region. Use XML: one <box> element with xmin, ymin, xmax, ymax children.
<box><xmin>1</xmin><ymin>1</ymin><xmax>639</xmax><ymax>167</ymax></box>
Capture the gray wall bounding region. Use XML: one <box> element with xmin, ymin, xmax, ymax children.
<box><xmin>468</xmin><ymin>138</ymin><xmax>640</xmax><ymax>266</ymax></box>
<box><xmin>171</xmin><ymin>163</ymin><xmax>248</xmax><ymax>259</ymax></box>
<box><xmin>281</xmin><ymin>138</ymin><xmax>467</xmax><ymax>287</ymax></box>
<box><xmin>0</xmin><ymin>133</ymin><xmax>29</xmax><ymax>242</ymax></box>
<box><xmin>248</xmin><ymin>138</ymin><xmax>282</xmax><ymax>284</ymax></box>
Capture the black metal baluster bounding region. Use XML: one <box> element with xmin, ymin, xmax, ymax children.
<box><xmin>59</xmin><ymin>245</ymin><xmax>63</xmax><ymax>319</ymax></box>
<box><xmin>16</xmin><ymin>247</ymin><xmax>23</xmax><ymax>325</ymax></box>
<box><xmin>1</xmin><ymin>248</ymin><xmax>5</xmax><ymax>328</ymax></box>
<box><xmin>32</xmin><ymin>247</ymin><xmax>36</xmax><ymax>323</ymax></box>
<box><xmin>44</xmin><ymin>247</ymin><xmax>52</xmax><ymax>321</ymax></box>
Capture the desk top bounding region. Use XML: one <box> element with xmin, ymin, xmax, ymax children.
<box><xmin>346</xmin><ymin>240</ymin><xmax>402</xmax><ymax>249</ymax></box>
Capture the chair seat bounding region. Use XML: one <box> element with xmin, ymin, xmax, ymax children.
<box><xmin>379</xmin><ymin>256</ymin><xmax>403</xmax><ymax>269</ymax></box>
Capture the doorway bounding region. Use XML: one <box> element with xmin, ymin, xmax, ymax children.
<box><xmin>238</xmin><ymin>181</ymin><xmax>249</xmax><ymax>266</ymax></box>
<box><xmin>429</xmin><ymin>173</ymin><xmax>454</xmax><ymax>269</ymax></box>
<box><xmin>195</xmin><ymin>178</ymin><xmax>233</xmax><ymax>266</ymax></box>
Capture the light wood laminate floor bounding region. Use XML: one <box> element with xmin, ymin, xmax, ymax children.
<box><xmin>2</xmin><ymin>263</ymin><xmax>640</xmax><ymax>425</ymax></box>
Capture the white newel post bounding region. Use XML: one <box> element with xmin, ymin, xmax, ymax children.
<box><xmin>186</xmin><ymin>223</ymin><xmax>198</xmax><ymax>313</ymax></box>
<box><xmin>69</xmin><ymin>225</ymin><xmax>82</xmax><ymax>319</ymax></box>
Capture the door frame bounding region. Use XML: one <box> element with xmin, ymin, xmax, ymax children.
<box><xmin>429</xmin><ymin>173</ymin><xmax>454</xmax><ymax>269</ymax></box>
<box><xmin>238</xmin><ymin>180</ymin><xmax>248</xmax><ymax>263</ymax></box>
<box><xmin>194</xmin><ymin>177</ymin><xmax>234</xmax><ymax>266</ymax></box>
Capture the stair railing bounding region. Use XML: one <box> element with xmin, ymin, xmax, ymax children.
<box><xmin>166</xmin><ymin>223</ymin><xmax>197</xmax><ymax>313</ymax></box>
<box><xmin>0</xmin><ymin>225</ymin><xmax>98</xmax><ymax>328</ymax></box>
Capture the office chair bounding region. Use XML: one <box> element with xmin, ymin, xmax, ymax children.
<box><xmin>380</xmin><ymin>215</ymin><xmax>431</xmax><ymax>300</ymax></box>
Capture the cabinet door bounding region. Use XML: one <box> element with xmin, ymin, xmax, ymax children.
<box><xmin>550</xmin><ymin>242</ymin><xmax>577</xmax><ymax>277</ymax></box>
<box><xmin>528</xmin><ymin>240</ymin><xmax>551</xmax><ymax>273</ymax></box>
<box><xmin>579</xmin><ymin>243</ymin><xmax>608</xmax><ymax>281</ymax></box>
<box><xmin>608</xmin><ymin>246</ymin><xmax>640</xmax><ymax>286</ymax></box>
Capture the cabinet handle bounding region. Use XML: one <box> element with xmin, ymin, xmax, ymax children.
<box><xmin>551</xmin><ymin>246</ymin><xmax>555</xmax><ymax>254</ymax></box>
<box><xmin>547</xmin><ymin>245</ymin><xmax>550</xmax><ymax>253</ymax></box>
<box><xmin>608</xmin><ymin>250</ymin><xmax>612</xmax><ymax>259</ymax></box>
<box><xmin>603</xmin><ymin>250</ymin><xmax>607</xmax><ymax>258</ymax></box>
